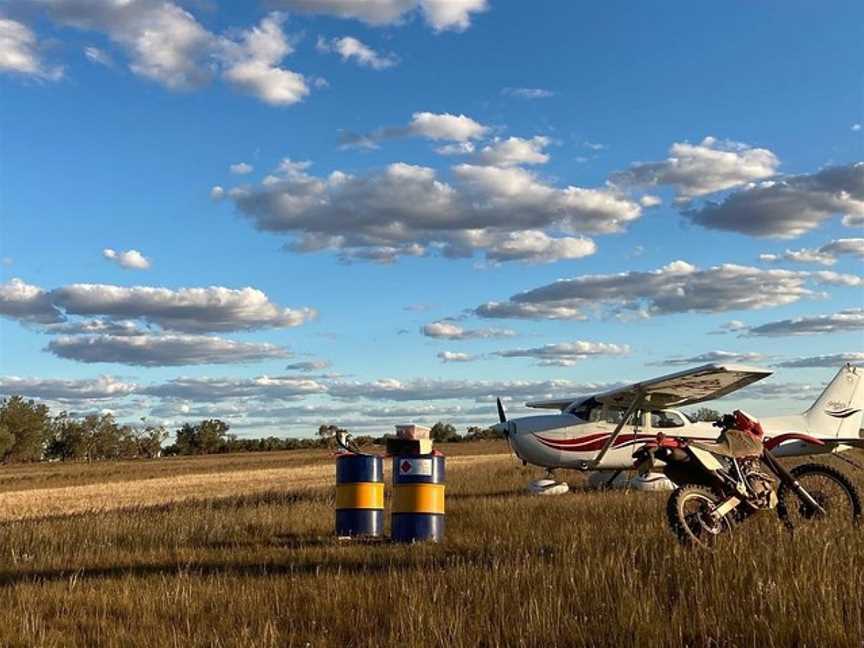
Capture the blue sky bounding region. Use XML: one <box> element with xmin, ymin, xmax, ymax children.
<box><xmin>1</xmin><ymin>0</ymin><xmax>862</xmax><ymax>436</ymax></box>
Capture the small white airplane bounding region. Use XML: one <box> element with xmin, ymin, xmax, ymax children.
<box><xmin>492</xmin><ymin>363</ymin><xmax>864</xmax><ymax>491</ymax></box>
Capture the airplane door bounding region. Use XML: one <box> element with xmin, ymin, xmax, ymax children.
<box><xmin>600</xmin><ymin>406</ymin><xmax>643</xmax><ymax>469</ymax></box>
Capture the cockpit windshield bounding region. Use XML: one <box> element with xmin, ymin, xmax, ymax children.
<box><xmin>567</xmin><ymin>398</ymin><xmax>638</xmax><ymax>425</ymax></box>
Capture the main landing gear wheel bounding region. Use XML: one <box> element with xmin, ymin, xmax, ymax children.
<box><xmin>777</xmin><ymin>463</ymin><xmax>862</xmax><ymax>532</ymax></box>
<box><xmin>667</xmin><ymin>485</ymin><xmax>732</xmax><ymax>548</ymax></box>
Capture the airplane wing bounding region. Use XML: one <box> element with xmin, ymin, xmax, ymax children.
<box><xmin>524</xmin><ymin>397</ymin><xmax>581</xmax><ymax>411</ymax></box>
<box><xmin>525</xmin><ymin>363</ymin><xmax>772</xmax><ymax>412</ymax></box>
<box><xmin>594</xmin><ymin>363</ymin><xmax>773</xmax><ymax>409</ymax></box>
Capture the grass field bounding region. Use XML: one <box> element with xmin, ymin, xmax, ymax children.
<box><xmin>0</xmin><ymin>442</ymin><xmax>862</xmax><ymax>647</ymax></box>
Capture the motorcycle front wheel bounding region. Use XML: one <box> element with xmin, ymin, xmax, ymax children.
<box><xmin>777</xmin><ymin>463</ymin><xmax>862</xmax><ymax>532</ymax></box>
<box><xmin>667</xmin><ymin>485</ymin><xmax>733</xmax><ymax>548</ymax></box>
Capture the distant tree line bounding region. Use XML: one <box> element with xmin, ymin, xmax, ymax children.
<box><xmin>0</xmin><ymin>395</ymin><xmax>506</xmax><ymax>463</ymax></box>
<box><xmin>163</xmin><ymin>419</ymin><xmax>336</xmax><ymax>455</ymax></box>
<box><xmin>0</xmin><ymin>396</ymin><xmax>167</xmax><ymax>463</ymax></box>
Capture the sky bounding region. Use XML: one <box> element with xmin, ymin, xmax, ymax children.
<box><xmin>0</xmin><ymin>0</ymin><xmax>862</xmax><ymax>438</ymax></box>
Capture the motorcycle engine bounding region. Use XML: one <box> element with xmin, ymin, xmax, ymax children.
<box><xmin>740</xmin><ymin>459</ymin><xmax>778</xmax><ymax>509</ymax></box>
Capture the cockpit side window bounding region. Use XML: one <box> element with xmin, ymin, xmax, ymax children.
<box><xmin>602</xmin><ymin>406</ymin><xmax>639</xmax><ymax>425</ymax></box>
<box><xmin>568</xmin><ymin>397</ymin><xmax>599</xmax><ymax>421</ymax></box>
<box><xmin>568</xmin><ymin>398</ymin><xmax>639</xmax><ymax>425</ymax></box>
<box><xmin>650</xmin><ymin>410</ymin><xmax>685</xmax><ymax>429</ymax></box>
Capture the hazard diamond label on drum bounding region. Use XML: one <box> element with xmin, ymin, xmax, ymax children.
<box><xmin>399</xmin><ymin>458</ymin><xmax>433</xmax><ymax>476</ymax></box>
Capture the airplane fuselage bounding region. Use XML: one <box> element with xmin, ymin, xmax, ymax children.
<box><xmin>506</xmin><ymin>408</ymin><xmax>842</xmax><ymax>472</ymax></box>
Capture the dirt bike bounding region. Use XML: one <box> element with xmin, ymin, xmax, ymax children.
<box><xmin>632</xmin><ymin>422</ymin><xmax>862</xmax><ymax>548</ymax></box>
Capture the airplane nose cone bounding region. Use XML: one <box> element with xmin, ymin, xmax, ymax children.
<box><xmin>492</xmin><ymin>421</ymin><xmax>515</xmax><ymax>438</ymax></box>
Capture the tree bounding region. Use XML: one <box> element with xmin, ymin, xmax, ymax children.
<box><xmin>135</xmin><ymin>424</ymin><xmax>168</xmax><ymax>458</ymax></box>
<box><xmin>169</xmin><ymin>419</ymin><xmax>231</xmax><ymax>455</ymax></box>
<box><xmin>430</xmin><ymin>422</ymin><xmax>461</xmax><ymax>443</ymax></box>
<box><xmin>0</xmin><ymin>396</ymin><xmax>52</xmax><ymax>462</ymax></box>
<box><xmin>464</xmin><ymin>425</ymin><xmax>504</xmax><ymax>441</ymax></box>
<box><xmin>46</xmin><ymin>413</ymin><xmax>145</xmax><ymax>461</ymax></box>
<box><xmin>317</xmin><ymin>424</ymin><xmax>346</xmax><ymax>439</ymax></box>
<box><xmin>691</xmin><ymin>407</ymin><xmax>721</xmax><ymax>423</ymax></box>
<box><xmin>0</xmin><ymin>424</ymin><xmax>15</xmax><ymax>458</ymax></box>
<box><xmin>45</xmin><ymin>413</ymin><xmax>88</xmax><ymax>461</ymax></box>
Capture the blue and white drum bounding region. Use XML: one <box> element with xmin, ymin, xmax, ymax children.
<box><xmin>391</xmin><ymin>454</ymin><xmax>445</xmax><ymax>542</ymax></box>
<box><xmin>335</xmin><ymin>453</ymin><xmax>384</xmax><ymax>538</ymax></box>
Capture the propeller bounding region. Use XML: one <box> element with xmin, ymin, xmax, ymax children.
<box><xmin>494</xmin><ymin>397</ymin><xmax>516</xmax><ymax>458</ymax></box>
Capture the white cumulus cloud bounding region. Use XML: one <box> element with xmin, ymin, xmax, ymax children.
<box><xmin>409</xmin><ymin>111</ymin><xmax>489</xmax><ymax>141</ymax></box>
<box><xmin>0</xmin><ymin>375</ymin><xmax>136</xmax><ymax>401</ymax></box>
<box><xmin>270</xmin><ymin>0</ymin><xmax>487</xmax><ymax>31</ymax></box>
<box><xmin>29</xmin><ymin>0</ymin><xmax>214</xmax><ymax>89</ymax></box>
<box><xmin>655</xmin><ymin>351</ymin><xmax>766</xmax><ymax>367</ymax></box>
<box><xmin>339</xmin><ymin>111</ymin><xmax>490</xmax><ymax>148</ymax></box>
<box><xmin>684</xmin><ymin>163</ymin><xmax>864</xmax><ymax>238</ymax></box>
<box><xmin>475</xmin><ymin>136</ymin><xmax>551</xmax><ymax>167</ymax></box>
<box><xmin>141</xmin><ymin>375</ymin><xmax>326</xmax><ymax>401</ymax></box>
<box><xmin>220</xmin><ymin>13</ymin><xmax>309</xmax><ymax>106</ymax></box>
<box><xmin>0</xmin><ymin>17</ymin><xmax>63</xmax><ymax>80</ymax></box>
<box><xmin>316</xmin><ymin>35</ymin><xmax>398</xmax><ymax>69</ymax></box>
<box><xmin>14</xmin><ymin>3</ymin><xmax>314</xmax><ymax>105</ymax></box>
<box><xmin>776</xmin><ymin>352</ymin><xmax>864</xmax><ymax>368</ymax></box>
<box><xmin>494</xmin><ymin>341</ymin><xmax>630</xmax><ymax>366</ymax></box>
<box><xmin>501</xmin><ymin>87</ymin><xmax>555</xmax><ymax>99</ymax></box>
<box><xmin>437</xmin><ymin>351</ymin><xmax>476</xmax><ymax>363</ymax></box>
<box><xmin>0</xmin><ymin>278</ymin><xmax>64</xmax><ymax>324</ymax></box>
<box><xmin>744</xmin><ymin>309</ymin><xmax>864</xmax><ymax>337</ymax></box>
<box><xmin>474</xmin><ymin>261</ymin><xmax>861</xmax><ymax>320</ymax></box>
<box><xmin>611</xmin><ymin>136</ymin><xmax>779</xmax><ymax>201</ymax></box>
<box><xmin>759</xmin><ymin>238</ymin><xmax>864</xmax><ymax>266</ymax></box>
<box><xmin>83</xmin><ymin>45</ymin><xmax>113</xmax><ymax>67</ymax></box>
<box><xmin>224</xmin><ymin>158</ymin><xmax>640</xmax><ymax>263</ymax></box>
<box><xmin>421</xmin><ymin>321</ymin><xmax>515</xmax><ymax>340</ymax></box>
<box><xmin>103</xmin><ymin>248</ymin><xmax>151</xmax><ymax>270</ymax></box>
<box><xmin>0</xmin><ymin>279</ymin><xmax>316</xmax><ymax>333</ymax></box>
<box><xmin>46</xmin><ymin>333</ymin><xmax>292</xmax><ymax>366</ymax></box>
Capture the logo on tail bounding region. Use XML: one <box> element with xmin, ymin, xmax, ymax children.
<box><xmin>825</xmin><ymin>407</ymin><xmax>862</xmax><ymax>419</ymax></box>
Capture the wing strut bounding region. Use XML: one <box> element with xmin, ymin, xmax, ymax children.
<box><xmin>591</xmin><ymin>392</ymin><xmax>646</xmax><ymax>469</ymax></box>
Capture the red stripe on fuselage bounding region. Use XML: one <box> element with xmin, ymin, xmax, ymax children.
<box><xmin>536</xmin><ymin>433</ymin><xmax>656</xmax><ymax>452</ymax></box>
<box><xmin>534</xmin><ymin>432</ymin><xmax>610</xmax><ymax>446</ymax></box>
<box><xmin>535</xmin><ymin>433</ymin><xmax>718</xmax><ymax>453</ymax></box>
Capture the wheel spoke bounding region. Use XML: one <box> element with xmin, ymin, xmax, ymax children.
<box><xmin>778</xmin><ymin>466</ymin><xmax>861</xmax><ymax>532</ymax></box>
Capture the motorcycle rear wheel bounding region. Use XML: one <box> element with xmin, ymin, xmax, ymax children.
<box><xmin>776</xmin><ymin>463</ymin><xmax>862</xmax><ymax>532</ymax></box>
<box><xmin>667</xmin><ymin>485</ymin><xmax>733</xmax><ymax>548</ymax></box>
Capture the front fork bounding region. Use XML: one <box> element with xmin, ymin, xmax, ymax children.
<box><xmin>762</xmin><ymin>449</ymin><xmax>827</xmax><ymax>516</ymax></box>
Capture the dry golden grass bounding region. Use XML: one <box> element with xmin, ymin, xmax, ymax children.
<box><xmin>0</xmin><ymin>440</ymin><xmax>505</xmax><ymax>495</ymax></box>
<box><xmin>0</xmin><ymin>444</ymin><xmax>861</xmax><ymax>647</ymax></box>
<box><xmin>0</xmin><ymin>452</ymin><xmax>508</xmax><ymax>521</ymax></box>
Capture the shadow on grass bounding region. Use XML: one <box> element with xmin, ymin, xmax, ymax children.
<box><xmin>7</xmin><ymin>489</ymin><xmax>332</xmax><ymax>526</ymax></box>
<box><xmin>0</xmin><ymin>544</ymin><xmax>557</xmax><ymax>586</ymax></box>
<box><xmin>446</xmin><ymin>489</ymin><xmax>528</xmax><ymax>501</ymax></box>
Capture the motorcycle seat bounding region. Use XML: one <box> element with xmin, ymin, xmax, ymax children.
<box><xmin>691</xmin><ymin>428</ymin><xmax>763</xmax><ymax>459</ymax></box>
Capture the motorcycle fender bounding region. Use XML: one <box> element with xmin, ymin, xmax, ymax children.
<box><xmin>713</xmin><ymin>496</ymin><xmax>742</xmax><ymax>519</ymax></box>
<box><xmin>689</xmin><ymin>446</ymin><xmax>725</xmax><ymax>473</ymax></box>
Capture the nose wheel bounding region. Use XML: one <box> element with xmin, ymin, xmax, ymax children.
<box><xmin>528</xmin><ymin>469</ymin><xmax>570</xmax><ymax>495</ymax></box>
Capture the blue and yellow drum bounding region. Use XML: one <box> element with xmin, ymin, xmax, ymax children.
<box><xmin>391</xmin><ymin>454</ymin><xmax>445</xmax><ymax>542</ymax></box>
<box><xmin>335</xmin><ymin>454</ymin><xmax>384</xmax><ymax>538</ymax></box>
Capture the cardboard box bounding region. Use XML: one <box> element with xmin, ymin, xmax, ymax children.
<box><xmin>385</xmin><ymin>437</ymin><xmax>433</xmax><ymax>456</ymax></box>
<box><xmin>395</xmin><ymin>424</ymin><xmax>430</xmax><ymax>441</ymax></box>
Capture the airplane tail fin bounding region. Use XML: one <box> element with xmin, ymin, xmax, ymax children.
<box><xmin>804</xmin><ymin>364</ymin><xmax>864</xmax><ymax>439</ymax></box>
